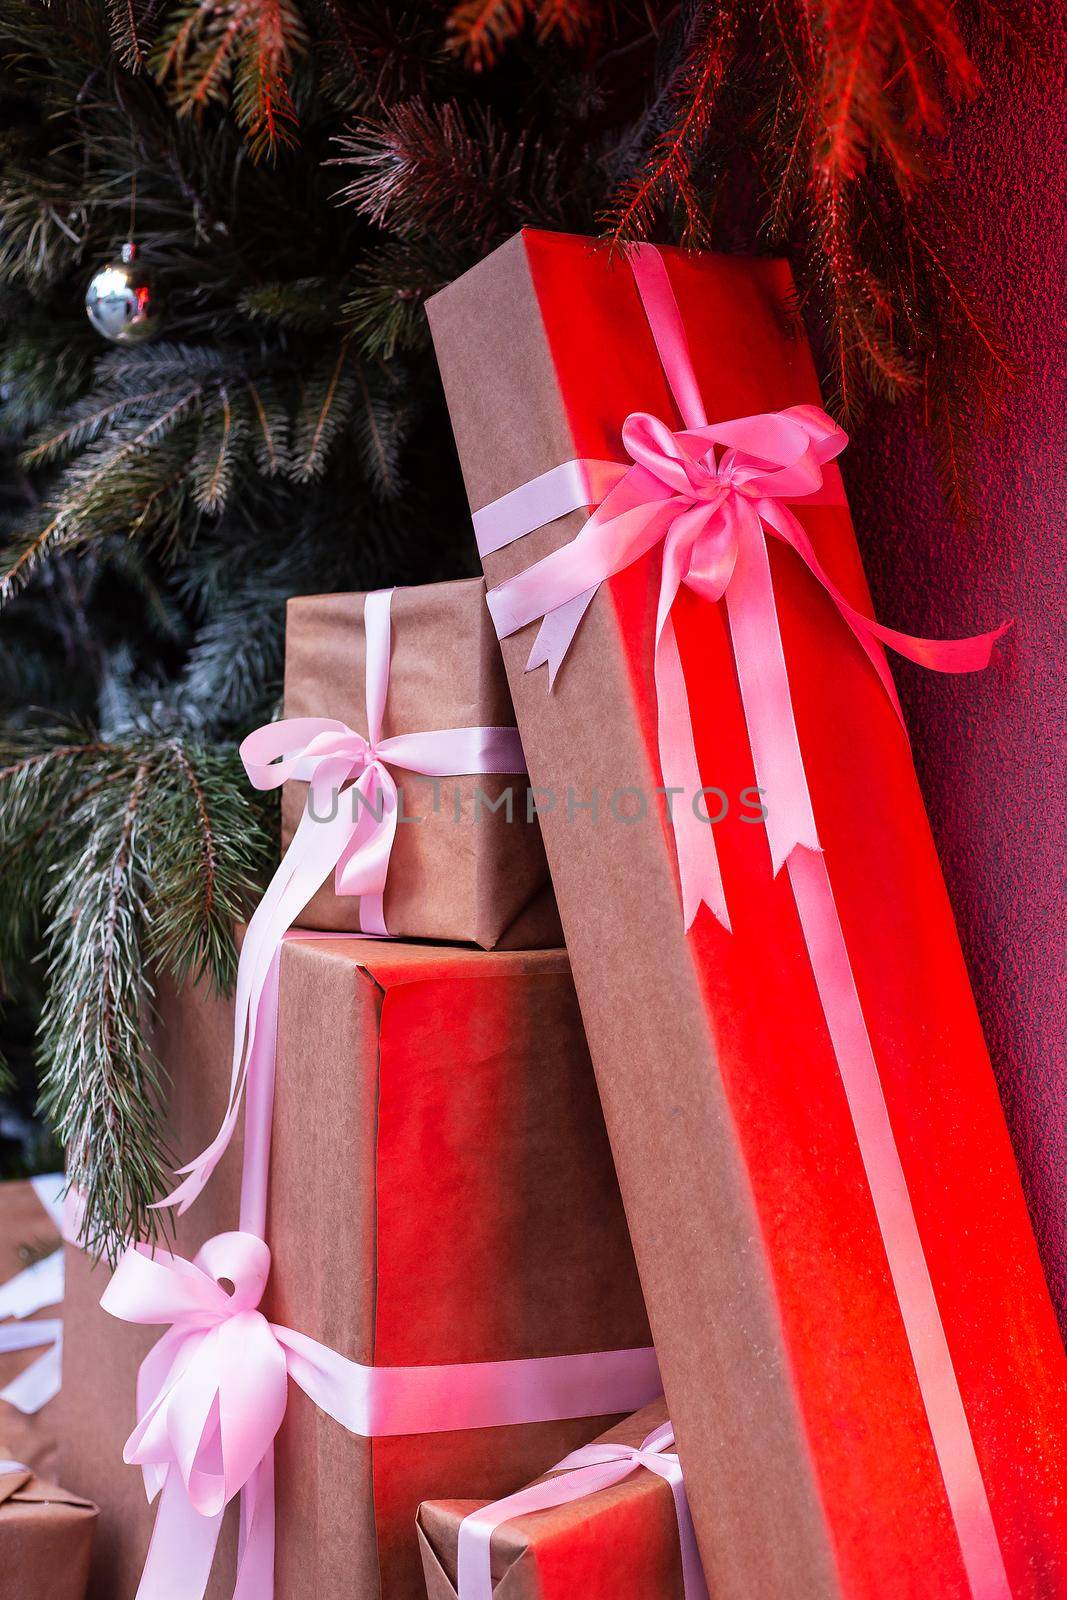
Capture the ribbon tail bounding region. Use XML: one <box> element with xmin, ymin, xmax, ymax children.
<box><xmin>760</xmin><ymin>500</ymin><xmax>1010</xmax><ymax>734</ymax></box>
<box><xmin>333</xmin><ymin>765</ymin><xmax>400</xmax><ymax>937</ymax></box>
<box><xmin>238</xmin><ymin>952</ymin><xmax>282</xmax><ymax>1239</ymax></box>
<box><xmin>655</xmin><ymin>613</ymin><xmax>730</xmax><ymax>932</ymax></box>
<box><xmin>134</xmin><ymin>1468</ymin><xmax>224</xmax><ymax>1600</ymax></box>
<box><xmin>0</xmin><ymin>1246</ymin><xmax>63</xmax><ymax>1318</ymax></box>
<box><xmin>664</xmin><ymin>1459</ymin><xmax>711</xmax><ymax>1600</ymax></box>
<box><xmin>787</xmin><ymin>848</ymin><xmax>1012</xmax><ymax>1600</ymax></box>
<box><xmin>725</xmin><ymin>508</ymin><xmax>821</xmax><ymax>875</ymax></box>
<box><xmin>525</xmin><ymin>589</ymin><xmax>598</xmax><ymax>686</ymax></box>
<box><xmin>233</xmin><ymin>1448</ymin><xmax>275</xmax><ymax>1600</ymax></box>
<box><xmin>0</xmin><ymin>1331</ymin><xmax>62</xmax><ymax>1414</ymax></box>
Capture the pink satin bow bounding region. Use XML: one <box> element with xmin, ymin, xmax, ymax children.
<box><xmin>158</xmin><ymin>587</ymin><xmax>526</xmax><ymax>1216</ymax></box>
<box><xmin>102</xmin><ymin>1231</ymin><xmax>293</xmax><ymax>1600</ymax></box>
<box><xmin>456</xmin><ymin>1417</ymin><xmax>708</xmax><ymax>1600</ymax></box>
<box><xmin>482</xmin><ymin>248</ymin><xmax>1006</xmax><ymax>930</ymax></box>
<box><xmin>103</xmin><ymin>1225</ymin><xmax>661</xmax><ymax>1600</ymax></box>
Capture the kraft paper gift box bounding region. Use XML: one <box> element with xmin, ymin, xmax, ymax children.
<box><xmin>0</xmin><ymin>1181</ymin><xmax>63</xmax><ymax>1481</ymax></box>
<box><xmin>62</xmin><ymin>937</ymin><xmax>652</xmax><ymax>1600</ymax></box>
<box><xmin>282</xmin><ymin>578</ymin><xmax>562</xmax><ymax>948</ymax></box>
<box><xmin>427</xmin><ymin>229</ymin><xmax>1067</xmax><ymax>1599</ymax></box>
<box><xmin>417</xmin><ymin>1399</ymin><xmax>694</xmax><ymax>1600</ymax></box>
<box><xmin>0</xmin><ymin>1462</ymin><xmax>97</xmax><ymax>1600</ymax></box>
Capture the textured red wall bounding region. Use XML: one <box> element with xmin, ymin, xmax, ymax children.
<box><xmin>844</xmin><ymin>13</ymin><xmax>1066</xmax><ymax>1327</ymax></box>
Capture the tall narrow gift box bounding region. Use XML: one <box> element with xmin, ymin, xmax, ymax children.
<box><xmin>427</xmin><ymin>230</ymin><xmax>1067</xmax><ymax>1599</ymax></box>
<box><xmin>282</xmin><ymin>578</ymin><xmax>562</xmax><ymax>947</ymax></box>
<box><xmin>62</xmin><ymin>937</ymin><xmax>652</xmax><ymax>1600</ymax></box>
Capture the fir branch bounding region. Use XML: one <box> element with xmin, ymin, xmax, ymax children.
<box><xmin>342</xmin><ymin>240</ymin><xmax>464</xmax><ymax>359</ymax></box>
<box><xmin>605</xmin><ymin>4</ymin><xmax>738</xmax><ymax>245</ymax></box>
<box><xmin>231</xmin><ymin>0</ymin><xmax>309</xmax><ymax>161</ymax></box>
<box><xmin>447</xmin><ymin>0</ymin><xmax>527</xmax><ymax>65</ymax></box>
<box><xmin>237</xmin><ymin>276</ymin><xmax>341</xmax><ymax>332</ymax></box>
<box><xmin>3</xmin><ymin>723</ymin><xmax>271</xmax><ymax>1257</ymax></box>
<box><xmin>0</xmin><ymin>175</ymin><xmax>91</xmax><ymax>292</ymax></box>
<box><xmin>190</xmin><ymin>385</ymin><xmax>248</xmax><ymax>512</ymax></box>
<box><xmin>177</xmin><ymin>589</ymin><xmax>285</xmax><ymax>728</ymax></box>
<box><xmin>332</xmin><ymin>98</ymin><xmax>566</xmax><ymax>247</ymax></box>
<box><xmin>37</xmin><ymin>755</ymin><xmax>163</xmax><ymax>1259</ymax></box>
<box><xmin>2</xmin><ymin>401</ymin><xmax>204</xmax><ymax>598</ymax></box>
<box><xmin>290</xmin><ymin>340</ymin><xmax>355</xmax><ymax>482</ymax></box>
<box><xmin>447</xmin><ymin>0</ymin><xmax>599</xmax><ymax>64</ymax></box>
<box><xmin>146</xmin><ymin>736</ymin><xmax>271</xmax><ymax>989</ymax></box>
<box><xmin>153</xmin><ymin>0</ymin><xmax>309</xmax><ymax>160</ymax></box>
<box><xmin>106</xmin><ymin>0</ymin><xmax>153</xmax><ymax>72</ymax></box>
<box><xmin>350</xmin><ymin>359</ymin><xmax>414</xmax><ymax>501</ymax></box>
<box><xmin>245</xmin><ymin>378</ymin><xmax>289</xmax><ymax>476</ymax></box>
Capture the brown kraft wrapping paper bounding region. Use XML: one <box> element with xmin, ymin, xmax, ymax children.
<box><xmin>0</xmin><ymin>1182</ymin><xmax>62</xmax><ymax>1481</ymax></box>
<box><xmin>61</xmin><ymin>937</ymin><xmax>651</xmax><ymax>1600</ymax></box>
<box><xmin>59</xmin><ymin>969</ymin><xmax>241</xmax><ymax>1600</ymax></box>
<box><xmin>0</xmin><ymin>1463</ymin><xmax>98</xmax><ymax>1600</ymax></box>
<box><xmin>282</xmin><ymin>579</ymin><xmax>562</xmax><ymax>949</ymax></box>
<box><xmin>417</xmin><ymin>1399</ymin><xmax>687</xmax><ymax>1600</ymax></box>
<box><xmin>426</xmin><ymin>229</ymin><xmax>1067</xmax><ymax>1600</ymax></box>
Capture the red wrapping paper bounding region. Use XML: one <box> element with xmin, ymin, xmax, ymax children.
<box><xmin>427</xmin><ymin>230</ymin><xmax>1067</xmax><ymax>1600</ymax></box>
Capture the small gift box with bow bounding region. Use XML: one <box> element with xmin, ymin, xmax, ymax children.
<box><xmin>418</xmin><ymin>1399</ymin><xmax>707</xmax><ymax>1600</ymax></box>
<box><xmin>428</xmin><ymin>230</ymin><xmax>1067</xmax><ymax>1598</ymax></box>
<box><xmin>278</xmin><ymin>577</ymin><xmax>562</xmax><ymax>948</ymax></box>
<box><xmin>0</xmin><ymin>1460</ymin><xmax>98</xmax><ymax>1600</ymax></box>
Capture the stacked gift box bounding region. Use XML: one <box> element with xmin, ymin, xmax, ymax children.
<box><xmin>0</xmin><ymin>1177</ymin><xmax>99</xmax><ymax>1598</ymax></box>
<box><xmin>52</xmin><ymin>229</ymin><xmax>1067</xmax><ymax>1600</ymax></box>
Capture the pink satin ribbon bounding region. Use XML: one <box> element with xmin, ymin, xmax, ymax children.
<box><xmin>157</xmin><ymin>586</ymin><xmax>527</xmax><ymax>1216</ymax></box>
<box><xmin>456</xmin><ymin>1417</ymin><xmax>708</xmax><ymax>1600</ymax></box>
<box><xmin>476</xmin><ymin>244</ymin><xmax>1012</xmax><ymax>1600</ymax></box>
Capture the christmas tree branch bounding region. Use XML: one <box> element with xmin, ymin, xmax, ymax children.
<box><xmin>0</xmin><ymin>724</ymin><xmax>272</xmax><ymax>1258</ymax></box>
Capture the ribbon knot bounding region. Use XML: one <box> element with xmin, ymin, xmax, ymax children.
<box><xmin>618</xmin><ymin>405</ymin><xmax>843</xmax><ymax>611</ymax></box>
<box><xmin>102</xmin><ymin>1232</ymin><xmax>288</xmax><ymax>1525</ymax></box>
<box><xmin>551</xmin><ymin>1418</ymin><xmax>681</xmax><ymax>1483</ymax></box>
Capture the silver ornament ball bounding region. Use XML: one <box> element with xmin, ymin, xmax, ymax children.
<box><xmin>85</xmin><ymin>242</ymin><xmax>164</xmax><ymax>344</ymax></box>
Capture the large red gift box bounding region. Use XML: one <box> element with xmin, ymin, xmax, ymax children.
<box><xmin>427</xmin><ymin>230</ymin><xmax>1067</xmax><ymax>1599</ymax></box>
<box><xmin>61</xmin><ymin>940</ymin><xmax>653</xmax><ymax>1600</ymax></box>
